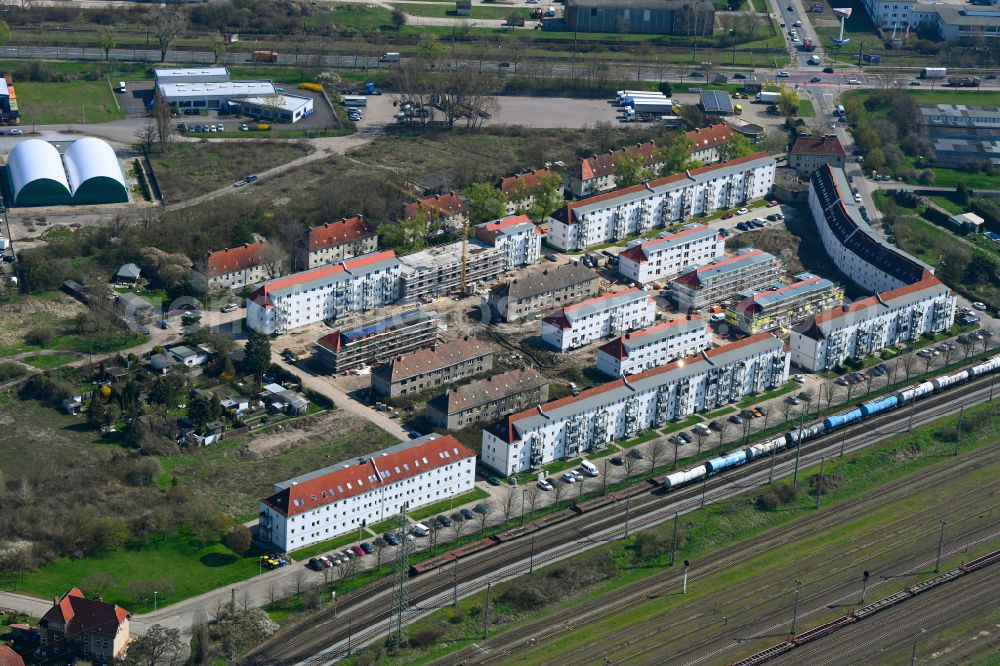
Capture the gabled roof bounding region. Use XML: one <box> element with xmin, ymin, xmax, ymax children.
<box><xmin>475</xmin><ymin>214</ymin><xmax>540</xmax><ymax>245</ymax></box>
<box><xmin>262</xmin><ymin>434</ymin><xmax>475</xmax><ymax>517</ymax></box>
<box><xmin>732</xmin><ymin>274</ymin><xmax>838</xmax><ymax>316</ymax></box>
<box><xmin>687</xmin><ymin>123</ymin><xmax>733</xmax><ymax>151</ymax></box>
<box><xmin>403</xmin><ymin>192</ymin><xmax>468</xmax><ymax>221</ymax></box>
<box><xmin>619</xmin><ymin>225</ymin><xmax>720</xmax><ymax>264</ymax></box>
<box><xmin>542</xmin><ymin>288</ymin><xmax>650</xmax><ymax>329</ymax></box>
<box><xmin>790</xmin><ymin>134</ymin><xmax>847</xmax><ymax>158</ymax></box>
<box><xmin>490</xmin><ymin>263</ymin><xmax>599</xmax><ymax>302</ymax></box>
<box><xmin>308</xmin><ymin>215</ymin><xmax>374</xmax><ymax>251</ymax></box>
<box><xmin>597</xmin><ymin>317</ymin><xmax>707</xmax><ymax>360</ymax></box>
<box><xmin>373</xmin><ymin>336</ymin><xmax>492</xmax><ymax>383</ymax></box>
<box><xmin>249</xmin><ymin>250</ymin><xmax>398</xmax><ymax>305</ymax></box>
<box><xmin>41</xmin><ymin>588</ymin><xmax>130</xmax><ymax>639</ymax></box>
<box><xmin>498</xmin><ymin>168</ymin><xmax>554</xmax><ymax>196</ymax></box>
<box><xmin>554</xmin><ymin>152</ymin><xmax>774</xmax><ymax>225</ymax></box>
<box><xmin>673</xmin><ymin>249</ymin><xmax>779</xmax><ymax>289</ymax></box>
<box><xmin>427</xmin><ymin>368</ymin><xmax>547</xmax><ymax>415</ymax></box>
<box><xmin>576</xmin><ymin>141</ymin><xmax>660</xmax><ymax>181</ymax></box>
<box><xmin>0</xmin><ymin>646</ymin><xmax>25</xmax><ymax>666</ymax></box>
<box><xmin>116</xmin><ymin>263</ymin><xmax>141</xmax><ymax>279</ymax></box>
<box><xmin>203</xmin><ymin>242</ymin><xmax>266</xmax><ymax>277</ymax></box>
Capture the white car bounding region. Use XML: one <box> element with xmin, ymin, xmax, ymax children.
<box><xmin>737</xmin><ymin>207</ymin><xmax>749</xmax><ymax>215</ymax></box>
<box><xmin>972</xmin><ymin>302</ymin><xmax>988</xmax><ymax>311</ymax></box>
<box><xmin>777</xmin><ymin>71</ymin><xmax>791</xmax><ymax>77</ymax></box>
<box><xmin>847</xmin><ymin>79</ymin><xmax>861</xmax><ymax>85</ymax></box>
<box><xmin>537</xmin><ymin>478</ymin><xmax>553</xmax><ymax>491</ymax></box>
<box><xmin>561</xmin><ymin>472</ymin><xmax>577</xmax><ymax>484</ymax></box>
<box><xmin>793</xmin><ymin>374</ymin><xmax>806</xmax><ymax>383</ymax></box>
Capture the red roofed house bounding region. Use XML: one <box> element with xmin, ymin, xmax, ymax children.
<box><xmin>474</xmin><ymin>214</ymin><xmax>542</xmax><ymax>268</ymax></box>
<box><xmin>191</xmin><ymin>241</ymin><xmax>276</xmax><ymax>295</ymax></box>
<box><xmin>789</xmin><ymin>134</ymin><xmax>847</xmax><ymax>177</ymax></box>
<box><xmin>403</xmin><ymin>192</ymin><xmax>469</xmax><ymax>232</ymax></box>
<box><xmin>687</xmin><ymin>124</ymin><xmax>734</xmax><ymax>164</ymax></box>
<box><xmin>617</xmin><ymin>224</ymin><xmax>724</xmax><ymax>285</ymax></box>
<box><xmin>40</xmin><ymin>588</ymin><xmax>131</xmax><ymax>663</ymax></box>
<box><xmin>0</xmin><ymin>646</ymin><xmax>26</xmax><ymax>666</ymax></box>
<box><xmin>305</xmin><ymin>215</ymin><xmax>378</xmax><ymax>269</ymax></box>
<box><xmin>568</xmin><ymin>141</ymin><xmax>663</xmax><ymax>198</ymax></box>
<box><xmin>258</xmin><ymin>434</ymin><xmax>476</xmax><ymax>551</ymax></box>
<box><xmin>497</xmin><ymin>168</ymin><xmax>556</xmax><ymax>215</ymax></box>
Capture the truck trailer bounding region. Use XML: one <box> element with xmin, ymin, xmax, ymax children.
<box><xmin>922</xmin><ymin>67</ymin><xmax>947</xmax><ymax>79</ymax></box>
<box><xmin>755</xmin><ymin>91</ymin><xmax>781</xmax><ymax>104</ymax></box>
<box><xmin>621</xmin><ymin>94</ymin><xmax>668</xmax><ymax>107</ymax></box>
<box><xmin>251</xmin><ymin>50</ymin><xmax>279</xmax><ymax>63</ymax></box>
<box><xmin>630</xmin><ymin>99</ymin><xmax>677</xmax><ymax>114</ymax></box>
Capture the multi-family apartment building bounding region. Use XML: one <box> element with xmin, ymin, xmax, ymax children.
<box><xmin>258</xmin><ymin>434</ymin><xmax>476</xmax><ymax>551</ymax></box>
<box><xmin>498</xmin><ymin>168</ymin><xmax>556</xmax><ymax>215</ymax></box>
<box><xmin>313</xmin><ymin>309</ymin><xmax>440</xmax><ymax>373</ymax></box>
<box><xmin>548</xmin><ymin>153</ymin><xmax>776</xmax><ymax>251</ymax></box>
<box><xmin>810</xmin><ymin>165</ymin><xmax>935</xmax><ymax>294</ymax></box>
<box><xmin>191</xmin><ymin>241</ymin><xmax>272</xmax><ymax>294</ymax></box>
<box><xmin>858</xmin><ymin>0</ymin><xmax>1000</xmax><ymax>42</ymax></box>
<box><xmin>475</xmin><ymin>215</ymin><xmax>542</xmax><ymax>269</ymax></box>
<box><xmin>726</xmin><ymin>273</ymin><xmax>844</xmax><ymax>335</ymax></box>
<box><xmin>403</xmin><ymin>192</ymin><xmax>469</xmax><ymax>231</ymax></box>
<box><xmin>791</xmin><ymin>277</ymin><xmax>956</xmax><ymax>371</ymax></box>
<box><xmin>481</xmin><ymin>333</ymin><xmax>790</xmax><ymax>474</ymax></box>
<box><xmin>596</xmin><ymin>316</ymin><xmax>711</xmax><ymax>377</ymax></box>
<box><xmin>246</xmin><ymin>251</ymin><xmax>400</xmax><ymax>335</ymax></box>
<box><xmin>487</xmin><ymin>263</ymin><xmax>600</xmax><ymax>323</ymax></box>
<box><xmin>371</xmin><ymin>336</ymin><xmax>494</xmax><ymax>398</ymax></box>
<box><xmin>688</xmin><ymin>123</ymin><xmax>734</xmax><ymax>163</ymax></box>
<box><xmin>670</xmin><ymin>248</ymin><xmax>783</xmax><ymax>311</ymax></box>
<box><xmin>788</xmin><ymin>135</ymin><xmax>847</xmax><ymax>178</ymax></box>
<box><xmin>541</xmin><ymin>288</ymin><xmax>657</xmax><ymax>352</ymax></box>
<box><xmin>304</xmin><ymin>215</ymin><xmax>378</xmax><ymax>269</ymax></box>
<box><xmin>398</xmin><ymin>240</ymin><xmax>505</xmax><ymax>302</ymax></box>
<box><xmin>40</xmin><ymin>589</ymin><xmax>130</xmax><ymax>664</ymax></box>
<box><xmin>567</xmin><ymin>140</ymin><xmax>663</xmax><ymax>198</ymax></box>
<box><xmin>617</xmin><ymin>224</ymin><xmax>725</xmax><ymax>285</ymax></box>
<box><xmin>426</xmin><ymin>367</ymin><xmax>549</xmax><ymax>430</ymax></box>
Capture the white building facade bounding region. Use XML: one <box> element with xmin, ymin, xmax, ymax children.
<box><xmin>541</xmin><ymin>288</ymin><xmax>657</xmax><ymax>352</ymax></box>
<box><xmin>258</xmin><ymin>434</ymin><xmax>476</xmax><ymax>552</ymax></box>
<box><xmin>482</xmin><ymin>333</ymin><xmax>790</xmax><ymax>475</ymax></box>
<box><xmin>790</xmin><ymin>277</ymin><xmax>956</xmax><ymax>371</ymax></box>
<box><xmin>596</xmin><ymin>316</ymin><xmax>711</xmax><ymax>377</ymax></box>
<box><xmin>548</xmin><ymin>153</ymin><xmax>776</xmax><ymax>252</ymax></box>
<box><xmin>670</xmin><ymin>248</ymin><xmax>783</xmax><ymax>310</ymax></box>
<box><xmin>475</xmin><ymin>215</ymin><xmax>542</xmax><ymax>269</ymax></box>
<box><xmin>617</xmin><ymin>224</ymin><xmax>724</xmax><ymax>284</ymax></box>
<box><xmin>246</xmin><ymin>251</ymin><xmax>401</xmax><ymax>335</ymax></box>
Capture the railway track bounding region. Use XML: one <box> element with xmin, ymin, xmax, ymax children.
<box><xmin>240</xmin><ymin>373</ymin><xmax>999</xmax><ymax>665</ymax></box>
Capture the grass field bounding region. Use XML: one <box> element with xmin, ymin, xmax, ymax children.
<box><xmin>15</xmin><ymin>79</ymin><xmax>123</xmax><ymax>125</ymax></box>
<box><xmin>796</xmin><ymin>98</ymin><xmax>815</xmax><ymax>117</ymax></box>
<box><xmin>148</xmin><ymin>140</ymin><xmax>314</xmax><ymax>203</ymax></box>
<box><xmin>408</xmin><ymin>488</ymin><xmax>490</xmax><ymax>521</ymax></box>
<box><xmin>391</xmin><ymin>2</ymin><xmax>531</xmax><ymax>19</ymax></box>
<box><xmin>22</xmin><ymin>353</ymin><xmax>78</xmax><ymax>369</ymax></box>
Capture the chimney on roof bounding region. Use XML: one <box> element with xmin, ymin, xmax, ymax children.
<box><xmin>842</xmin><ymin>304</ymin><xmax>850</xmax><ymax>312</ymax></box>
<box><xmin>431</xmin><ymin>344</ymin><xmax>438</xmax><ymax>352</ymax></box>
<box><xmin>53</xmin><ymin>596</ymin><xmax>58</xmax><ymax>606</ymax></box>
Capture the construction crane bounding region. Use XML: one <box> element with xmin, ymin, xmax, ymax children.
<box><xmin>460</xmin><ymin>216</ymin><xmax>469</xmax><ymax>295</ymax></box>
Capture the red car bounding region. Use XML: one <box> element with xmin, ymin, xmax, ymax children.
<box><xmin>723</xmin><ymin>211</ymin><xmax>736</xmax><ymax>219</ymax></box>
<box><xmin>351</xmin><ymin>545</ymin><xmax>365</xmax><ymax>556</ymax></box>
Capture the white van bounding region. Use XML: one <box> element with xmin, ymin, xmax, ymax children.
<box><xmin>580</xmin><ymin>460</ymin><xmax>599</xmax><ymax>477</ymax></box>
<box><xmin>118</xmin><ymin>81</ymin><xmax>126</xmax><ymax>93</ymax></box>
<box><xmin>411</xmin><ymin>523</ymin><xmax>429</xmax><ymax>537</ymax></box>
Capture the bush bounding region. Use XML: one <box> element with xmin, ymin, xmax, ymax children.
<box><xmin>0</xmin><ymin>361</ymin><xmax>26</xmax><ymax>381</ymax></box>
<box><xmin>25</xmin><ymin>327</ymin><xmax>55</xmax><ymax>346</ymax></box>
<box><xmin>755</xmin><ymin>489</ymin><xmax>781</xmax><ymax>510</ymax></box>
<box><xmin>774</xmin><ymin>482</ymin><xmax>801</xmax><ymax>504</ymax></box>
<box><xmin>408</xmin><ymin>624</ymin><xmax>446</xmax><ymax>649</ymax></box>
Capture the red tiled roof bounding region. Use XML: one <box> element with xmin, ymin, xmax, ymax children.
<box><xmin>249</xmin><ymin>250</ymin><xmax>397</xmax><ymax>305</ymax></box>
<box><xmin>0</xmin><ymin>646</ymin><xmax>25</xmax><ymax>666</ymax></box>
<box><xmin>687</xmin><ymin>124</ymin><xmax>733</xmax><ymax>152</ymax></box>
<box><xmin>790</xmin><ymin>135</ymin><xmax>847</xmax><ymax>158</ymax></box>
<box><xmin>315</xmin><ymin>331</ymin><xmax>341</xmax><ymax>352</ymax></box>
<box><xmin>481</xmin><ymin>214</ymin><xmax>533</xmax><ymax>233</ymax></box>
<box><xmin>578</xmin><ymin>141</ymin><xmax>660</xmax><ymax>181</ymax></box>
<box><xmin>403</xmin><ymin>192</ymin><xmax>468</xmax><ymax>221</ymax></box>
<box><xmin>263</xmin><ymin>435</ymin><xmax>476</xmax><ymax>517</ymax></box>
<box><xmin>375</xmin><ymin>337</ymin><xmax>492</xmax><ymax>383</ymax></box>
<box><xmin>557</xmin><ymin>152</ymin><xmax>770</xmax><ymax>224</ymax></box>
<box><xmin>203</xmin><ymin>242</ymin><xmax>266</xmax><ymax>277</ymax></box>
<box><xmin>308</xmin><ymin>216</ymin><xmax>374</xmax><ymax>251</ymax></box>
<box><xmin>597</xmin><ymin>317</ymin><xmax>702</xmax><ymax>359</ymax></box>
<box><xmin>618</xmin><ymin>225</ymin><xmax>718</xmax><ymax>264</ymax></box>
<box><xmin>42</xmin><ymin>588</ymin><xmax>129</xmax><ymax>640</ymax></box>
<box><xmin>811</xmin><ymin>275</ymin><xmax>944</xmax><ymax>326</ymax></box>
<box><xmin>498</xmin><ymin>168</ymin><xmax>554</xmax><ymax>195</ymax></box>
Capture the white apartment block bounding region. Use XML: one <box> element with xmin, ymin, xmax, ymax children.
<box><xmin>670</xmin><ymin>248</ymin><xmax>783</xmax><ymax>311</ymax></box>
<box><xmin>541</xmin><ymin>288</ymin><xmax>657</xmax><ymax>352</ymax></box>
<box><xmin>810</xmin><ymin>165</ymin><xmax>935</xmax><ymax>294</ymax></box>
<box><xmin>246</xmin><ymin>251</ymin><xmax>400</xmax><ymax>335</ymax></box>
<box><xmin>617</xmin><ymin>224</ymin><xmax>724</xmax><ymax>285</ymax></box>
<box><xmin>859</xmin><ymin>0</ymin><xmax>1000</xmax><ymax>42</ymax></box>
<box><xmin>475</xmin><ymin>215</ymin><xmax>542</xmax><ymax>269</ymax></box>
<box><xmin>596</xmin><ymin>316</ymin><xmax>711</xmax><ymax>377</ymax></box>
<box><xmin>790</xmin><ymin>277</ymin><xmax>956</xmax><ymax>371</ymax></box>
<box><xmin>482</xmin><ymin>333</ymin><xmax>790</xmax><ymax>475</ymax></box>
<box><xmin>258</xmin><ymin>434</ymin><xmax>476</xmax><ymax>552</ymax></box>
<box><xmin>548</xmin><ymin>153</ymin><xmax>776</xmax><ymax>252</ymax></box>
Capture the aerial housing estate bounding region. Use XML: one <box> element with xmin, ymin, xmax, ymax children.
<box><xmin>596</xmin><ymin>316</ymin><xmax>711</xmax><ymax>377</ymax></box>
<box><xmin>313</xmin><ymin>309</ymin><xmax>441</xmax><ymax>374</ymax></box>
<box><xmin>669</xmin><ymin>249</ymin><xmax>783</xmax><ymax>311</ymax></box>
<box><xmin>617</xmin><ymin>224</ymin><xmax>724</xmax><ymax>285</ymax></box>
<box><xmin>541</xmin><ymin>288</ymin><xmax>657</xmax><ymax>351</ymax></box>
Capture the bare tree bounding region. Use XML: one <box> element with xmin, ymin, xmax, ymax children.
<box><xmin>476</xmin><ymin>501</ymin><xmax>493</xmax><ymax>534</ymax></box>
<box><xmin>778</xmin><ymin>398</ymin><xmax>794</xmax><ymax>427</ymax></box>
<box><xmin>551</xmin><ymin>479</ymin><xmax>567</xmax><ymax>505</ymax></box>
<box><xmin>821</xmin><ymin>382</ymin><xmax>840</xmax><ymax>411</ymax></box>
<box><xmin>154</xmin><ymin>6</ymin><xmax>187</xmax><ymax>63</ymax></box>
<box><xmin>959</xmin><ymin>336</ymin><xmax>975</xmax><ymax>360</ymax></box>
<box><xmin>524</xmin><ymin>483</ymin><xmax>542</xmax><ymax>515</ymax></box>
<box><xmin>499</xmin><ymin>487</ymin><xmax>518</xmax><ymax>526</ymax></box>
<box><xmin>258</xmin><ymin>242</ymin><xmax>288</xmax><ymax>279</ymax></box>
<box><xmin>292</xmin><ymin>569</ymin><xmax>306</xmax><ymax>597</ymax></box>
<box><xmin>374</xmin><ymin>541</ymin><xmax>387</xmax><ymax>573</ymax></box>
<box><xmin>716</xmin><ymin>419</ymin><xmax>732</xmax><ymax>454</ymax></box>
<box><xmin>981</xmin><ymin>329</ymin><xmax>994</xmax><ymax>354</ymax></box>
<box><xmin>693</xmin><ymin>429</ymin><xmax>708</xmax><ymax>456</ymax></box>
<box><xmin>623</xmin><ymin>454</ymin><xmax>639</xmax><ymax>481</ymax></box>
<box><xmin>336</xmin><ymin>555</ymin><xmax>359</xmax><ymax>584</ymax></box>
<box><xmin>239</xmin><ymin>588</ymin><xmax>252</xmax><ymax>612</ymax></box>
<box><xmin>901</xmin><ymin>353</ymin><xmax>918</xmax><ymax>382</ymax></box>
<box><xmin>450</xmin><ymin>517</ymin><xmax>468</xmax><ymax>543</ymax></box>
<box><xmin>154</xmin><ymin>90</ymin><xmax>172</xmax><ymax>149</ymax></box>
<box><xmin>648</xmin><ymin>438</ymin><xmax>668</xmax><ymax>471</ymax></box>
<box><xmin>265</xmin><ymin>580</ymin><xmax>280</xmax><ymax>605</ymax></box>
<box><xmin>740</xmin><ymin>416</ymin><xmax>753</xmax><ymax>445</ymax></box>
<box><xmin>134</xmin><ymin>121</ymin><xmax>158</xmax><ymax>155</ymax></box>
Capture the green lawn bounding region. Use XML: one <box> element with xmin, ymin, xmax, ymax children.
<box><xmin>737</xmin><ymin>379</ymin><xmax>796</xmax><ymax>408</ymax></box>
<box><xmin>408</xmin><ymin>487</ymin><xmax>490</xmax><ymax>521</ymax></box>
<box><xmin>290</xmin><ymin>531</ymin><xmax>370</xmax><ymax>560</ymax></box>
<box><xmin>11</xmin><ymin>531</ymin><xmax>265</xmax><ymax>612</ymax></box>
<box><xmin>16</xmin><ymin>79</ymin><xmax>123</xmax><ymax>125</ymax></box>
<box><xmin>392</xmin><ymin>2</ymin><xmax>531</xmax><ymax>19</ymax></box>
<box><xmin>22</xmin><ymin>353</ymin><xmax>78</xmax><ymax>369</ymax></box>
<box><xmin>796</xmin><ymin>98</ymin><xmax>815</xmax><ymax>118</ymax></box>
<box><xmin>661</xmin><ymin>414</ymin><xmax>705</xmax><ymax>436</ymax></box>
<box><xmin>926</xmin><ymin>194</ymin><xmax>968</xmax><ymax>215</ymax></box>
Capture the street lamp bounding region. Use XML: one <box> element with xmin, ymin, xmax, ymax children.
<box><xmin>153</xmin><ymin>590</ymin><xmax>158</xmax><ymax>612</ymax></box>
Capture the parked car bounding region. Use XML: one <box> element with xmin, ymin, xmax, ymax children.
<box><xmin>628</xmin><ymin>448</ymin><xmax>645</xmax><ymax>460</ymax></box>
<box><xmin>810</xmin><ymin>76</ymin><xmax>822</xmax><ymax>83</ymax></box>
<box><xmin>9</xmin><ymin>128</ymin><xmax>22</xmax><ymax>136</ymax></box>
<box><xmin>221</xmin><ymin>303</ymin><xmax>239</xmax><ymax>313</ymax></box>
<box><xmin>561</xmin><ymin>472</ymin><xmax>577</xmax><ymax>483</ymax></box>
<box><xmin>709</xmin><ymin>420</ymin><xmax>723</xmax><ymax>431</ymax></box>
<box><xmin>677</xmin><ymin>431</ymin><xmax>693</xmax><ymax>444</ymax></box>
<box><xmin>724</xmin><ymin>211</ymin><xmax>736</xmax><ymax>219</ymax></box>
<box><xmin>486</xmin><ymin>476</ymin><xmax>502</xmax><ymax>486</ymax></box>
<box><xmin>436</xmin><ymin>515</ymin><xmax>452</xmax><ymax>527</ymax></box>
<box><xmin>793</xmin><ymin>374</ymin><xmax>805</xmax><ymax>383</ymax></box>
<box><xmin>729</xmin><ymin>414</ymin><xmax>744</xmax><ymax>424</ymax></box>
<box><xmin>351</xmin><ymin>545</ymin><xmax>365</xmax><ymax>556</ymax></box>
<box><xmin>736</xmin><ymin>222</ymin><xmax>751</xmax><ymax>231</ymax></box>
<box><xmin>610</xmin><ymin>456</ymin><xmax>625</xmax><ymax>466</ymax></box>
<box><xmin>538</xmin><ymin>477</ymin><xmax>553</xmax><ymax>491</ymax></box>
<box><xmin>240</xmin><ymin>123</ymin><xmax>249</xmax><ymax>131</ymax></box>
<box><xmin>719</xmin><ymin>228</ymin><xmax>732</xmax><ymax>238</ymax></box>
<box><xmin>777</xmin><ymin>71</ymin><xmax>790</xmax><ymax>77</ymax></box>
<box><xmin>823</xmin><ymin>67</ymin><xmax>835</xmax><ymax>73</ymax></box>
<box><xmin>787</xmin><ymin>395</ymin><xmax>800</xmax><ymax>405</ymax></box>
<box><xmin>460</xmin><ymin>508</ymin><xmax>475</xmax><ymax>520</ymax></box>
<box><xmin>360</xmin><ymin>542</ymin><xmax>374</xmax><ymax>554</ymax></box>
<box><xmin>736</xmin><ymin>207</ymin><xmax>749</xmax><ymax>215</ymax></box>
<box><xmin>972</xmin><ymin>302</ymin><xmax>988</xmax><ymax>311</ymax></box>
<box><xmin>307</xmin><ymin>558</ymin><xmax>323</xmax><ymax>571</ymax></box>
<box><xmin>474</xmin><ymin>502</ymin><xmax>490</xmax><ymax>514</ymax></box>
<box><xmin>383</xmin><ymin>533</ymin><xmax>399</xmax><ymax>546</ymax></box>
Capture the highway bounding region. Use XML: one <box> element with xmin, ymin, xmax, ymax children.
<box><xmin>240</xmin><ymin>368</ymin><xmax>1000</xmax><ymax>665</ymax></box>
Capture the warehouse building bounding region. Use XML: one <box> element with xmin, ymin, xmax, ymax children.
<box><xmin>726</xmin><ymin>273</ymin><xmax>844</xmax><ymax>335</ymax></box>
<box><xmin>810</xmin><ymin>165</ymin><xmax>934</xmax><ymax>294</ymax></box>
<box><xmin>790</xmin><ymin>276</ymin><xmax>956</xmax><ymax>371</ymax></box>
<box><xmin>487</xmin><ymin>263</ymin><xmax>600</xmax><ymax>323</ymax></box>
<box><xmin>258</xmin><ymin>434</ymin><xmax>476</xmax><ymax>551</ymax></box>
<box><xmin>562</xmin><ymin>0</ymin><xmax>715</xmax><ymax>35</ymax></box>
<box><xmin>617</xmin><ymin>224</ymin><xmax>724</xmax><ymax>285</ymax></box>
<box><xmin>541</xmin><ymin>288</ymin><xmax>657</xmax><ymax>352</ymax></box>
<box><xmin>549</xmin><ymin>153</ymin><xmax>776</xmax><ymax>251</ymax></box>
<box><xmin>246</xmin><ymin>251</ymin><xmax>401</xmax><ymax>335</ymax></box>
<box><xmin>191</xmin><ymin>241</ymin><xmax>271</xmax><ymax>295</ymax></box>
<box><xmin>304</xmin><ymin>216</ymin><xmax>378</xmax><ymax>269</ymax></box>
<box><xmin>5</xmin><ymin>138</ymin><xmax>128</xmax><ymax>207</ymax></box>
<box><xmin>153</xmin><ymin>67</ymin><xmax>314</xmax><ymax>122</ymax></box>
<box><xmin>482</xmin><ymin>333</ymin><xmax>790</xmax><ymax>474</ymax></box>
<box><xmin>426</xmin><ymin>368</ymin><xmax>549</xmax><ymax>430</ymax></box>
<box><xmin>475</xmin><ymin>215</ymin><xmax>542</xmax><ymax>269</ymax></box>
<box><xmin>596</xmin><ymin>316</ymin><xmax>711</xmax><ymax>378</ymax></box>
<box><xmin>398</xmin><ymin>240</ymin><xmax>505</xmax><ymax>302</ymax></box>
<box><xmin>670</xmin><ymin>249</ymin><xmax>783</xmax><ymax>311</ymax></box>
<box><xmin>313</xmin><ymin>309</ymin><xmax>441</xmax><ymax>374</ymax></box>
<box><xmin>371</xmin><ymin>336</ymin><xmax>494</xmax><ymax>398</ymax></box>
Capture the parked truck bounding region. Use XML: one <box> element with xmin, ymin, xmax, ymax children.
<box><xmin>620</xmin><ymin>93</ymin><xmax>667</xmax><ymax>107</ymax></box>
<box><xmin>379</xmin><ymin>52</ymin><xmax>401</xmax><ymax>63</ymax></box>
<box><xmin>755</xmin><ymin>91</ymin><xmax>781</xmax><ymax>104</ymax></box>
<box><xmin>251</xmin><ymin>50</ymin><xmax>279</xmax><ymax>63</ymax></box>
<box><xmin>947</xmin><ymin>76</ymin><xmax>980</xmax><ymax>87</ymax></box>
<box><xmin>631</xmin><ymin>99</ymin><xmax>677</xmax><ymax>114</ymax></box>
<box><xmin>922</xmin><ymin>67</ymin><xmax>947</xmax><ymax>79</ymax></box>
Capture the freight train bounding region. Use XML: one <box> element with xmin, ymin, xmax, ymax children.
<box><xmin>665</xmin><ymin>354</ymin><xmax>1000</xmax><ymax>491</ymax></box>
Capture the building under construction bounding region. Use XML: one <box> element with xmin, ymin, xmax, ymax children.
<box><xmin>398</xmin><ymin>240</ymin><xmax>505</xmax><ymax>302</ymax></box>
<box><xmin>312</xmin><ymin>309</ymin><xmax>442</xmax><ymax>374</ymax></box>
